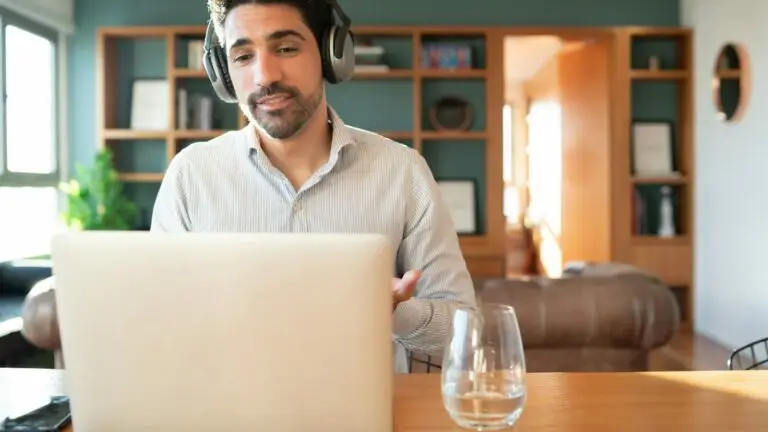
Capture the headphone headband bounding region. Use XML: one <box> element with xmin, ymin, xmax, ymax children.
<box><xmin>204</xmin><ymin>16</ymin><xmax>217</xmax><ymax>48</ymax></box>
<box><xmin>204</xmin><ymin>0</ymin><xmax>349</xmax><ymax>52</ymax></box>
<box><xmin>325</xmin><ymin>0</ymin><xmax>351</xmax><ymax>58</ymax></box>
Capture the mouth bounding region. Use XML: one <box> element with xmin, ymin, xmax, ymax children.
<box><xmin>256</xmin><ymin>94</ymin><xmax>293</xmax><ymax>110</ymax></box>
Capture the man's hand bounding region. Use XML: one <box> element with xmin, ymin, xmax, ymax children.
<box><xmin>392</xmin><ymin>270</ymin><xmax>421</xmax><ymax>311</ymax></box>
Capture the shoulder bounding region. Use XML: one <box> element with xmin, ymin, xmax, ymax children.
<box><xmin>342</xmin><ymin>124</ymin><xmax>436</xmax><ymax>191</ymax></box>
<box><xmin>343</xmin><ymin>125</ymin><xmax>424</xmax><ymax>166</ymax></box>
<box><xmin>174</xmin><ymin>129</ymin><xmax>245</xmax><ymax>164</ymax></box>
<box><xmin>164</xmin><ymin>129</ymin><xmax>246</xmax><ymax>177</ymax></box>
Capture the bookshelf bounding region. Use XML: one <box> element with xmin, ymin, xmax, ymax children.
<box><xmin>614</xmin><ymin>27</ymin><xmax>694</xmax><ymax>328</ymax></box>
<box><xmin>95</xmin><ymin>25</ymin><xmax>505</xmax><ymax>275</ymax></box>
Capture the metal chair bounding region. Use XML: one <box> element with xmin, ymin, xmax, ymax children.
<box><xmin>727</xmin><ymin>336</ymin><xmax>768</xmax><ymax>370</ymax></box>
<box><xmin>407</xmin><ymin>350</ymin><xmax>441</xmax><ymax>373</ymax></box>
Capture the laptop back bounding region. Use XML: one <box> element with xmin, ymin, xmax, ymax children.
<box><xmin>52</xmin><ymin>231</ymin><xmax>393</xmax><ymax>432</ymax></box>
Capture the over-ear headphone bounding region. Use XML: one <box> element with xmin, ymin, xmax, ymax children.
<box><xmin>202</xmin><ymin>0</ymin><xmax>356</xmax><ymax>103</ymax></box>
<box><xmin>319</xmin><ymin>0</ymin><xmax>355</xmax><ymax>84</ymax></box>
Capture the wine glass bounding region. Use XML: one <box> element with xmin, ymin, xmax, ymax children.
<box><xmin>441</xmin><ymin>303</ymin><xmax>527</xmax><ymax>430</ymax></box>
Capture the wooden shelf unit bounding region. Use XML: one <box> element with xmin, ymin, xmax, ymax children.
<box><xmin>95</xmin><ymin>25</ymin><xmax>505</xmax><ymax>272</ymax></box>
<box><xmin>345</xmin><ymin>26</ymin><xmax>504</xmax><ymax>270</ymax></box>
<box><xmin>614</xmin><ymin>27</ymin><xmax>695</xmax><ymax>328</ymax></box>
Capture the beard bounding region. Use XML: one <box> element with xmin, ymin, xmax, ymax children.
<box><xmin>242</xmin><ymin>81</ymin><xmax>323</xmax><ymax>140</ymax></box>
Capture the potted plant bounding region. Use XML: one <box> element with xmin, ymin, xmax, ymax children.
<box><xmin>59</xmin><ymin>148</ymin><xmax>138</xmax><ymax>230</ymax></box>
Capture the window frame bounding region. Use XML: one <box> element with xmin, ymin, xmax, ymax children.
<box><xmin>0</xmin><ymin>7</ymin><xmax>60</xmax><ymax>188</ymax></box>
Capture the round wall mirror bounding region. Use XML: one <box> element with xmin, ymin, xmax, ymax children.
<box><xmin>712</xmin><ymin>43</ymin><xmax>750</xmax><ymax>122</ymax></box>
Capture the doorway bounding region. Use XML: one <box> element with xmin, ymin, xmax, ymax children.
<box><xmin>501</xmin><ymin>30</ymin><xmax>612</xmax><ymax>278</ymax></box>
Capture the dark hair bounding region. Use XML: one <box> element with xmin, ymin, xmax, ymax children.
<box><xmin>207</xmin><ymin>0</ymin><xmax>333</xmax><ymax>48</ymax></box>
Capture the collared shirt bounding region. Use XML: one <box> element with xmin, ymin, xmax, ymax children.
<box><xmin>150</xmin><ymin>107</ymin><xmax>477</xmax><ymax>372</ymax></box>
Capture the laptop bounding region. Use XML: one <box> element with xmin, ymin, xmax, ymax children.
<box><xmin>51</xmin><ymin>231</ymin><xmax>394</xmax><ymax>432</ymax></box>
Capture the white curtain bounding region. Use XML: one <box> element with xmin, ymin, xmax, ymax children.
<box><xmin>0</xmin><ymin>0</ymin><xmax>74</xmax><ymax>34</ymax></box>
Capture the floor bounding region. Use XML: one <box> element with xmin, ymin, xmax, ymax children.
<box><xmin>649</xmin><ymin>329</ymin><xmax>733</xmax><ymax>371</ymax></box>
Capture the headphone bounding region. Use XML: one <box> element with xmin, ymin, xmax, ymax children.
<box><xmin>203</xmin><ymin>0</ymin><xmax>355</xmax><ymax>103</ymax></box>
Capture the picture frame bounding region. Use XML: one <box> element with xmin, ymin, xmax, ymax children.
<box><xmin>436</xmin><ymin>178</ymin><xmax>478</xmax><ymax>235</ymax></box>
<box><xmin>420</xmin><ymin>42</ymin><xmax>473</xmax><ymax>70</ymax></box>
<box><xmin>630</xmin><ymin>120</ymin><xmax>678</xmax><ymax>177</ymax></box>
<box><xmin>130</xmin><ymin>79</ymin><xmax>170</xmax><ymax>131</ymax></box>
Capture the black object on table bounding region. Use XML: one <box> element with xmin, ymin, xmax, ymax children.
<box><xmin>0</xmin><ymin>396</ymin><xmax>70</xmax><ymax>431</ymax></box>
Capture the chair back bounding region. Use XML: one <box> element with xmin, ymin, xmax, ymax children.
<box><xmin>727</xmin><ymin>337</ymin><xmax>768</xmax><ymax>370</ymax></box>
<box><xmin>407</xmin><ymin>350</ymin><xmax>441</xmax><ymax>373</ymax></box>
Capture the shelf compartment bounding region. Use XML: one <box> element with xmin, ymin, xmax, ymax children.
<box><xmin>327</xmin><ymin>80</ymin><xmax>414</xmax><ymax>132</ymax></box>
<box><xmin>419</xmin><ymin>32</ymin><xmax>486</xmax><ymax>71</ymax></box>
<box><xmin>422</xmin><ymin>139</ymin><xmax>486</xmax><ymax>235</ymax></box>
<box><xmin>100</xmin><ymin>35</ymin><xmax>168</xmax><ymax>130</ymax></box>
<box><xmin>631</xmin><ymin>183</ymin><xmax>688</xmax><ymax>238</ymax></box>
<box><xmin>422</xmin><ymin>79</ymin><xmax>485</xmax><ymax>133</ymax></box>
<box><xmin>630</xmin><ymin>31</ymin><xmax>689</xmax><ymax>71</ymax></box>
<box><xmin>106</xmin><ymin>139</ymin><xmax>168</xmax><ymax>177</ymax></box>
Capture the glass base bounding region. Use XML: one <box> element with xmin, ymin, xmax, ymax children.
<box><xmin>448</xmin><ymin>408</ymin><xmax>523</xmax><ymax>431</ymax></box>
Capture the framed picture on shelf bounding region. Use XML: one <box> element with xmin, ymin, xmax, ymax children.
<box><xmin>436</xmin><ymin>178</ymin><xmax>477</xmax><ymax>235</ymax></box>
<box><xmin>130</xmin><ymin>79</ymin><xmax>169</xmax><ymax>130</ymax></box>
<box><xmin>421</xmin><ymin>42</ymin><xmax>473</xmax><ymax>70</ymax></box>
<box><xmin>630</xmin><ymin>120</ymin><xmax>678</xmax><ymax>178</ymax></box>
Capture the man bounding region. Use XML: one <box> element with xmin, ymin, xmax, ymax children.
<box><xmin>151</xmin><ymin>0</ymin><xmax>476</xmax><ymax>372</ymax></box>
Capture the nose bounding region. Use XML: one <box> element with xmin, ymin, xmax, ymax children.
<box><xmin>251</xmin><ymin>52</ymin><xmax>282</xmax><ymax>87</ymax></box>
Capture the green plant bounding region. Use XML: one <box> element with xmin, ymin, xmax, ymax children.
<box><xmin>59</xmin><ymin>148</ymin><xmax>138</xmax><ymax>230</ymax></box>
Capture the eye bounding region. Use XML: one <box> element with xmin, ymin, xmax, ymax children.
<box><xmin>233</xmin><ymin>53</ymin><xmax>253</xmax><ymax>64</ymax></box>
<box><xmin>276</xmin><ymin>46</ymin><xmax>298</xmax><ymax>55</ymax></box>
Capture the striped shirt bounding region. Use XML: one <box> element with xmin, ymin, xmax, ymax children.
<box><xmin>150</xmin><ymin>107</ymin><xmax>477</xmax><ymax>372</ymax></box>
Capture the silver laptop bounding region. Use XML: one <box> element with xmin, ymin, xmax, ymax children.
<box><xmin>51</xmin><ymin>231</ymin><xmax>394</xmax><ymax>432</ymax></box>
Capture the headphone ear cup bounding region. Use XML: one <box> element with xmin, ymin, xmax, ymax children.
<box><xmin>213</xmin><ymin>46</ymin><xmax>236</xmax><ymax>101</ymax></box>
<box><xmin>321</xmin><ymin>26</ymin><xmax>355</xmax><ymax>84</ymax></box>
<box><xmin>204</xmin><ymin>45</ymin><xmax>237</xmax><ymax>103</ymax></box>
<box><xmin>320</xmin><ymin>27</ymin><xmax>338</xmax><ymax>83</ymax></box>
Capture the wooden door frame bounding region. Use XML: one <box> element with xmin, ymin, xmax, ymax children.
<box><xmin>488</xmin><ymin>27</ymin><xmax>618</xmax><ymax>275</ymax></box>
<box><xmin>465</xmin><ymin>26</ymin><xmax>616</xmax><ymax>253</ymax></box>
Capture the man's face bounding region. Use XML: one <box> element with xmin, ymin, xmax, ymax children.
<box><xmin>223</xmin><ymin>4</ymin><xmax>324</xmax><ymax>139</ymax></box>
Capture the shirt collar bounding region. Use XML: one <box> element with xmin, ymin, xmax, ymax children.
<box><xmin>243</xmin><ymin>106</ymin><xmax>356</xmax><ymax>156</ymax></box>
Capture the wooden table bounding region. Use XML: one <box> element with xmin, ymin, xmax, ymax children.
<box><xmin>2</xmin><ymin>368</ymin><xmax>767</xmax><ymax>431</ymax></box>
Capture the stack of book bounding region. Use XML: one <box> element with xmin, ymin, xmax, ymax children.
<box><xmin>354</xmin><ymin>44</ymin><xmax>389</xmax><ymax>74</ymax></box>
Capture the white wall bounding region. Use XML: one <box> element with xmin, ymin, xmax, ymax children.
<box><xmin>681</xmin><ymin>0</ymin><xmax>768</xmax><ymax>349</ymax></box>
<box><xmin>0</xmin><ymin>0</ymin><xmax>73</xmax><ymax>33</ymax></box>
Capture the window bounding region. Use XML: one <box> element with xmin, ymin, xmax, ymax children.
<box><xmin>0</xmin><ymin>10</ymin><xmax>60</xmax><ymax>262</ymax></box>
<box><xmin>502</xmin><ymin>103</ymin><xmax>520</xmax><ymax>222</ymax></box>
<box><xmin>502</xmin><ymin>104</ymin><xmax>513</xmax><ymax>184</ymax></box>
<box><xmin>526</xmin><ymin>100</ymin><xmax>561</xmax><ymax>236</ymax></box>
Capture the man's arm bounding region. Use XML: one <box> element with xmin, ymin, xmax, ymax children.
<box><xmin>393</xmin><ymin>151</ymin><xmax>477</xmax><ymax>356</ymax></box>
<box><xmin>150</xmin><ymin>154</ymin><xmax>192</xmax><ymax>232</ymax></box>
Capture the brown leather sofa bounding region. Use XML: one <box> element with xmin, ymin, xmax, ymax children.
<box><xmin>479</xmin><ymin>272</ymin><xmax>678</xmax><ymax>372</ymax></box>
<box><xmin>20</xmin><ymin>263</ymin><xmax>679</xmax><ymax>373</ymax></box>
<box><xmin>410</xmin><ymin>263</ymin><xmax>680</xmax><ymax>373</ymax></box>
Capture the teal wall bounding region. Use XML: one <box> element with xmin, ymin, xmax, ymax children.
<box><xmin>69</xmin><ymin>0</ymin><xmax>679</xmax><ymax>227</ymax></box>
